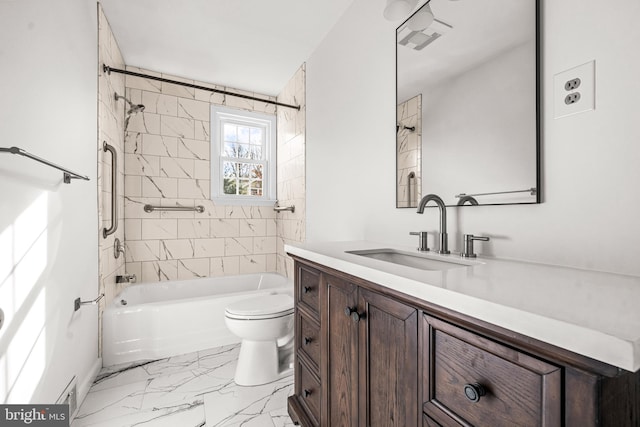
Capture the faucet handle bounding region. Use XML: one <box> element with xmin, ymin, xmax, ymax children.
<box><xmin>409</xmin><ymin>231</ymin><xmax>429</xmax><ymax>252</ymax></box>
<box><xmin>461</xmin><ymin>234</ymin><xmax>490</xmax><ymax>258</ymax></box>
<box><xmin>114</xmin><ymin>237</ymin><xmax>125</xmax><ymax>259</ymax></box>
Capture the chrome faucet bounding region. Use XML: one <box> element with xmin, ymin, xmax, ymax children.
<box><xmin>116</xmin><ymin>274</ymin><xmax>136</xmax><ymax>284</ymax></box>
<box><xmin>416</xmin><ymin>194</ymin><xmax>450</xmax><ymax>254</ymax></box>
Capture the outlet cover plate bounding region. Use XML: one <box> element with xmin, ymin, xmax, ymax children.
<box><xmin>554</xmin><ymin>60</ymin><xmax>595</xmax><ymax>119</ymax></box>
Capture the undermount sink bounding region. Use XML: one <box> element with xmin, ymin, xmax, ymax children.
<box><xmin>346</xmin><ymin>248</ymin><xmax>478</xmax><ymax>271</ymax></box>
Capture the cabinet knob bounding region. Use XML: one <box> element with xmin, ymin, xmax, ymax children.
<box><xmin>303</xmin><ymin>286</ymin><xmax>312</xmax><ymax>294</ymax></box>
<box><xmin>303</xmin><ymin>389</ymin><xmax>312</xmax><ymax>398</ymax></box>
<box><xmin>304</xmin><ymin>337</ymin><xmax>312</xmax><ymax>345</ymax></box>
<box><xmin>463</xmin><ymin>383</ymin><xmax>486</xmax><ymax>403</ymax></box>
<box><xmin>344</xmin><ymin>306</ymin><xmax>364</xmax><ymax>322</ymax></box>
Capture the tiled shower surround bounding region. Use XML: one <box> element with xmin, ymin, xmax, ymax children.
<box><xmin>96</xmin><ymin>8</ymin><xmax>306</xmax><ymax>350</ymax></box>
<box><xmin>276</xmin><ymin>65</ymin><xmax>306</xmax><ymax>278</ymax></box>
<box><xmin>97</xmin><ymin>5</ymin><xmax>126</xmax><ymax>317</ymax></box>
<box><xmin>119</xmin><ymin>67</ymin><xmax>306</xmax><ymax>283</ymax></box>
<box><xmin>396</xmin><ymin>94</ymin><xmax>421</xmax><ymax>208</ymax></box>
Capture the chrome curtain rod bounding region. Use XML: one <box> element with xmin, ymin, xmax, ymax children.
<box><xmin>144</xmin><ymin>204</ymin><xmax>205</xmax><ymax>213</ymax></box>
<box><xmin>0</xmin><ymin>146</ymin><xmax>90</xmax><ymax>184</ymax></box>
<box><xmin>455</xmin><ymin>188</ymin><xmax>537</xmax><ymax>198</ymax></box>
<box><xmin>103</xmin><ymin>65</ymin><xmax>301</xmax><ymax>111</ymax></box>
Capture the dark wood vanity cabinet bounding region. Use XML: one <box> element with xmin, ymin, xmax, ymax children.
<box><xmin>289</xmin><ymin>262</ymin><xmax>419</xmax><ymax>427</ymax></box>
<box><xmin>288</xmin><ymin>258</ymin><xmax>640</xmax><ymax>427</ymax></box>
<box><xmin>290</xmin><ymin>263</ymin><xmax>322</xmax><ymax>426</ymax></box>
<box><xmin>325</xmin><ymin>273</ymin><xmax>421</xmax><ymax>426</ymax></box>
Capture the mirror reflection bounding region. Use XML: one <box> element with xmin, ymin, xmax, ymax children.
<box><xmin>396</xmin><ymin>0</ymin><xmax>539</xmax><ymax>208</ymax></box>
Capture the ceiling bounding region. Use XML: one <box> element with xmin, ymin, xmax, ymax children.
<box><xmin>100</xmin><ymin>0</ymin><xmax>356</xmax><ymax>96</ymax></box>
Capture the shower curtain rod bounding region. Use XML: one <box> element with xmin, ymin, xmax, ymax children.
<box><xmin>103</xmin><ymin>65</ymin><xmax>301</xmax><ymax>111</ymax></box>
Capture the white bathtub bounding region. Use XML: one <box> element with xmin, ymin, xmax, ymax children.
<box><xmin>102</xmin><ymin>273</ymin><xmax>293</xmax><ymax>367</ymax></box>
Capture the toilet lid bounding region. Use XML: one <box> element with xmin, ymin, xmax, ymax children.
<box><xmin>225</xmin><ymin>294</ymin><xmax>294</xmax><ymax>319</ymax></box>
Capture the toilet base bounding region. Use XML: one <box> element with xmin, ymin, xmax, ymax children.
<box><xmin>234</xmin><ymin>339</ymin><xmax>293</xmax><ymax>386</ymax></box>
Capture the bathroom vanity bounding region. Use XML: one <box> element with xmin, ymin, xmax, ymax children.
<box><xmin>286</xmin><ymin>241</ymin><xmax>640</xmax><ymax>426</ymax></box>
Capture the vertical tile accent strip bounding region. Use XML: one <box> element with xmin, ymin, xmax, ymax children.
<box><xmin>276</xmin><ymin>64</ymin><xmax>307</xmax><ymax>279</ymax></box>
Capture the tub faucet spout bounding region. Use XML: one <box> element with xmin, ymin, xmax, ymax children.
<box><xmin>116</xmin><ymin>274</ymin><xmax>137</xmax><ymax>284</ymax></box>
<box><xmin>416</xmin><ymin>194</ymin><xmax>450</xmax><ymax>254</ymax></box>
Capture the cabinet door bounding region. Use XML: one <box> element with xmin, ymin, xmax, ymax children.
<box><xmin>358</xmin><ymin>288</ymin><xmax>419</xmax><ymax>427</ymax></box>
<box><xmin>324</xmin><ymin>274</ymin><xmax>359</xmax><ymax>427</ymax></box>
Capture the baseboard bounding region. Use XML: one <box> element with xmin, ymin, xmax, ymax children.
<box><xmin>72</xmin><ymin>357</ymin><xmax>101</xmax><ymax>421</ymax></box>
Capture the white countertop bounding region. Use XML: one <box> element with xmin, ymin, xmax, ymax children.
<box><xmin>285</xmin><ymin>241</ymin><xmax>640</xmax><ymax>372</ymax></box>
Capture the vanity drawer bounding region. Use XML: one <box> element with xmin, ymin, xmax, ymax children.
<box><xmin>297</xmin><ymin>359</ymin><xmax>321</xmax><ymax>425</ymax></box>
<box><xmin>423</xmin><ymin>315</ymin><xmax>561</xmax><ymax>427</ymax></box>
<box><xmin>297</xmin><ymin>263</ymin><xmax>321</xmax><ymax>317</ymax></box>
<box><xmin>297</xmin><ymin>312</ymin><xmax>321</xmax><ymax>370</ymax></box>
<box><xmin>423</xmin><ymin>414</ymin><xmax>442</xmax><ymax>427</ymax></box>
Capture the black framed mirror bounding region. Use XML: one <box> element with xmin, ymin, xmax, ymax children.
<box><xmin>396</xmin><ymin>0</ymin><xmax>540</xmax><ymax>208</ymax></box>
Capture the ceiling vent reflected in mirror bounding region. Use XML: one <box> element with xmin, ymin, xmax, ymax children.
<box><xmin>398</xmin><ymin>18</ymin><xmax>452</xmax><ymax>51</ymax></box>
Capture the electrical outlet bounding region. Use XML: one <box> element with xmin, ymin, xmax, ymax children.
<box><xmin>564</xmin><ymin>78</ymin><xmax>581</xmax><ymax>91</ymax></box>
<box><xmin>554</xmin><ymin>60</ymin><xmax>595</xmax><ymax>119</ymax></box>
<box><xmin>565</xmin><ymin>92</ymin><xmax>581</xmax><ymax>104</ymax></box>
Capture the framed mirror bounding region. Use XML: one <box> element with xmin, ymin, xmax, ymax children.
<box><xmin>396</xmin><ymin>0</ymin><xmax>540</xmax><ymax>208</ymax></box>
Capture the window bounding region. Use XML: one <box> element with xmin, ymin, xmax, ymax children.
<box><xmin>210</xmin><ymin>106</ymin><xmax>276</xmax><ymax>205</ymax></box>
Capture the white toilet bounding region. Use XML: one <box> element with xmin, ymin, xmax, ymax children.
<box><xmin>224</xmin><ymin>293</ymin><xmax>295</xmax><ymax>386</ymax></box>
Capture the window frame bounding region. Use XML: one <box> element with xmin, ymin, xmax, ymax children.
<box><xmin>210</xmin><ymin>106</ymin><xmax>277</xmax><ymax>205</ymax></box>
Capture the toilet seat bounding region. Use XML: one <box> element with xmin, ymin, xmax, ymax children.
<box><xmin>225</xmin><ymin>294</ymin><xmax>294</xmax><ymax>320</ymax></box>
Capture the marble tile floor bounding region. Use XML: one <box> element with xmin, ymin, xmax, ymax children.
<box><xmin>72</xmin><ymin>344</ymin><xmax>295</xmax><ymax>427</ymax></box>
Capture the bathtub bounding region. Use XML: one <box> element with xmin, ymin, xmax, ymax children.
<box><xmin>102</xmin><ymin>273</ymin><xmax>293</xmax><ymax>367</ymax></box>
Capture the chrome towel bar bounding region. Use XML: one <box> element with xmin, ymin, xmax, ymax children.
<box><xmin>103</xmin><ymin>142</ymin><xmax>118</xmax><ymax>238</ymax></box>
<box><xmin>455</xmin><ymin>188</ymin><xmax>537</xmax><ymax>198</ymax></box>
<box><xmin>274</xmin><ymin>201</ymin><xmax>295</xmax><ymax>213</ymax></box>
<box><xmin>144</xmin><ymin>204</ymin><xmax>205</xmax><ymax>213</ymax></box>
<box><xmin>0</xmin><ymin>146</ymin><xmax>89</xmax><ymax>183</ymax></box>
<box><xmin>407</xmin><ymin>171</ymin><xmax>416</xmax><ymax>208</ymax></box>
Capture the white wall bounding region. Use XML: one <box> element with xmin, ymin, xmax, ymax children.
<box><xmin>307</xmin><ymin>0</ymin><xmax>640</xmax><ymax>276</ymax></box>
<box><xmin>422</xmin><ymin>42</ymin><xmax>537</xmax><ymax>205</ymax></box>
<box><xmin>0</xmin><ymin>0</ymin><xmax>99</xmax><ymax>404</ymax></box>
